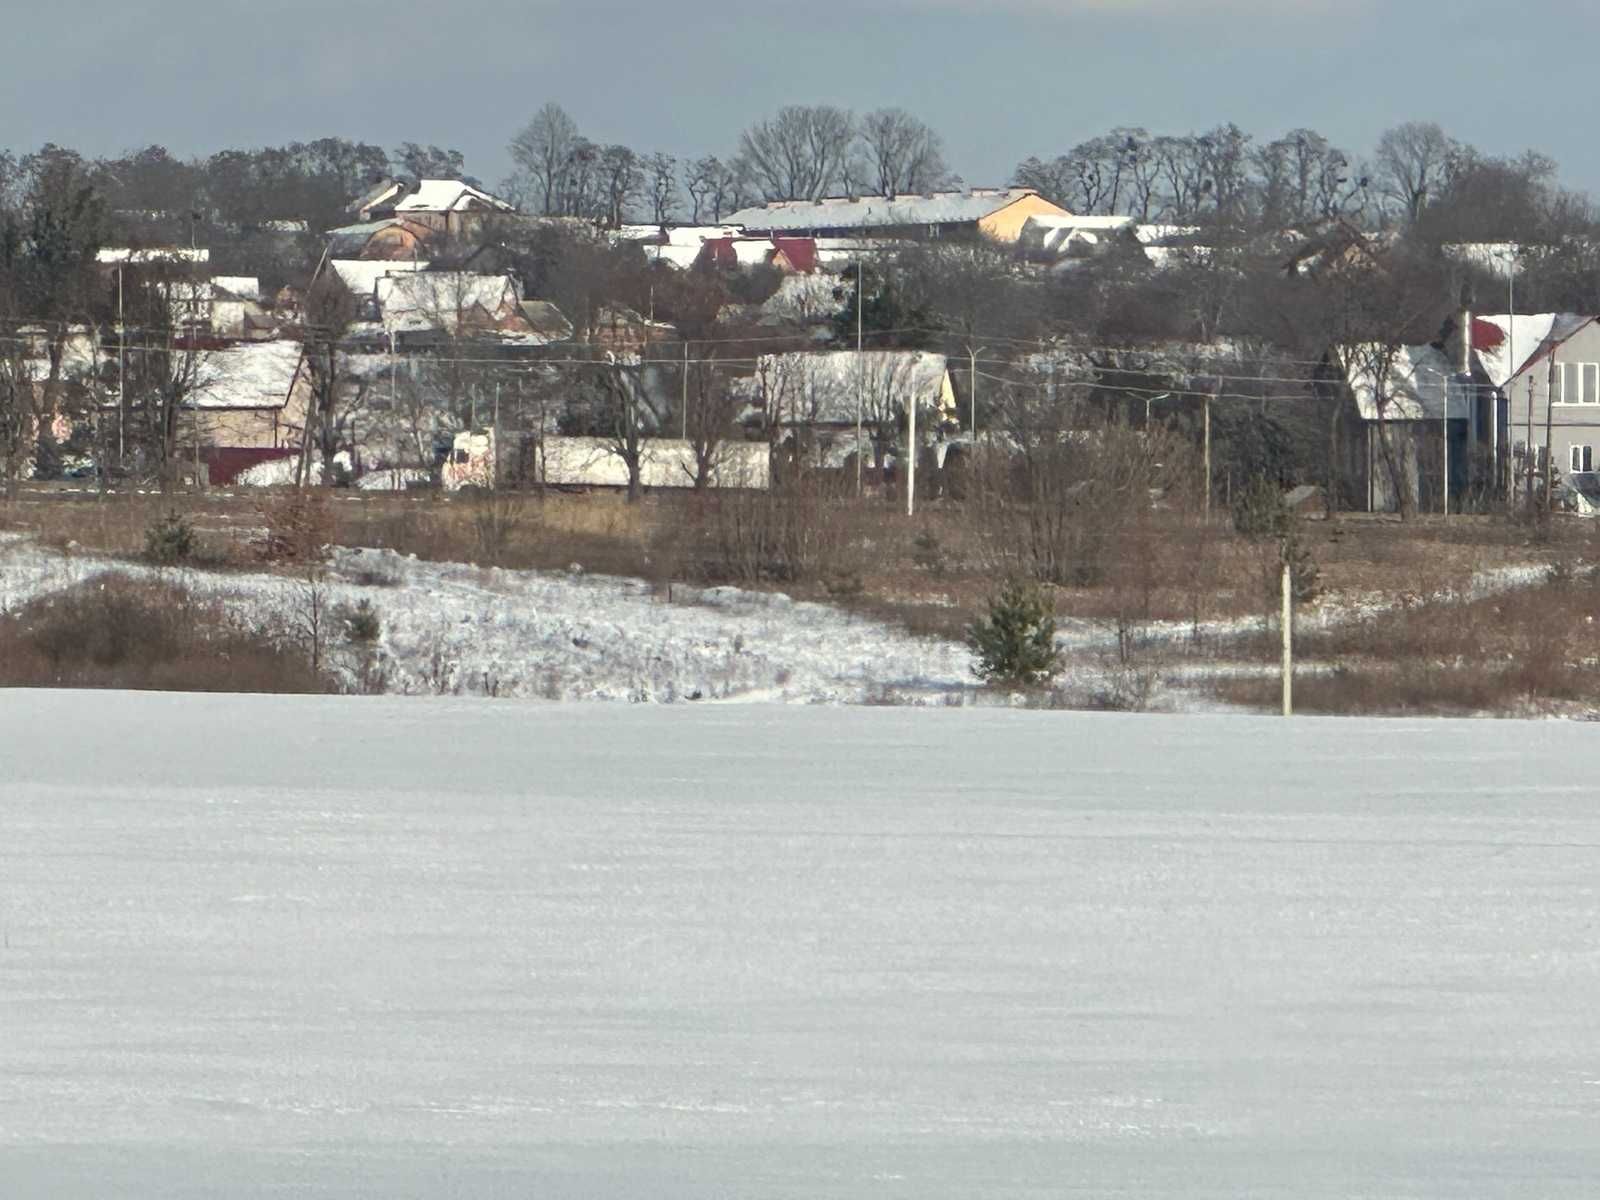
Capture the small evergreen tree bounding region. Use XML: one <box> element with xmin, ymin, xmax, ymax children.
<box><xmin>966</xmin><ymin>580</ymin><xmax>1062</xmax><ymax>687</ymax></box>
<box><xmin>341</xmin><ymin>598</ymin><xmax>381</xmax><ymax>644</ymax></box>
<box><xmin>143</xmin><ymin>510</ymin><xmax>195</xmax><ymax>565</ymax></box>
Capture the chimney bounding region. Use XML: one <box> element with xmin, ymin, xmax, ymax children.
<box><xmin>1458</xmin><ymin>282</ymin><xmax>1474</xmax><ymax>377</ymax></box>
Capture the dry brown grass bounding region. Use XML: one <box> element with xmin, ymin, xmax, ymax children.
<box><xmin>3</xmin><ymin>487</ymin><xmax>1587</xmax><ymax>654</ymax></box>
<box><xmin>1211</xmin><ymin>566</ymin><xmax>1600</xmax><ymax>715</ymax></box>
<box><xmin>0</xmin><ymin>573</ymin><xmax>329</xmax><ymax>693</ymax></box>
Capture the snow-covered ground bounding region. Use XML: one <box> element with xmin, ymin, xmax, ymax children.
<box><xmin>3</xmin><ymin>695</ymin><xmax>1598</xmax><ymax>1198</ymax></box>
<box><xmin>0</xmin><ymin>537</ymin><xmax>975</xmax><ymax>704</ymax></box>
<box><xmin>0</xmin><ymin>533</ymin><xmax>1559</xmax><ymax>710</ymax></box>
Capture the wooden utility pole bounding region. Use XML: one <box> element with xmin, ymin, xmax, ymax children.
<box><xmin>1281</xmin><ymin>560</ymin><xmax>1293</xmax><ymax>718</ymax></box>
<box><xmin>1545</xmin><ymin>353</ymin><xmax>1557</xmax><ymax>510</ymax></box>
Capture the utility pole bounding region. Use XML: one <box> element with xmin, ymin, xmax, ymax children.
<box><xmin>1281</xmin><ymin>560</ymin><xmax>1293</xmax><ymax>718</ymax></box>
<box><xmin>681</xmin><ymin>341</ymin><xmax>689</xmax><ymax>440</ymax></box>
<box><xmin>116</xmin><ymin>266</ymin><xmax>125</xmax><ymax>467</ymax></box>
<box><xmin>967</xmin><ymin>345</ymin><xmax>985</xmax><ymax>442</ymax></box>
<box><xmin>1545</xmin><ymin>352</ymin><xmax>1557</xmax><ymax>511</ymax></box>
<box><xmin>1202</xmin><ymin>381</ymin><xmax>1213</xmax><ymax>521</ymax></box>
<box><xmin>1526</xmin><ymin>373</ymin><xmax>1536</xmax><ymax>514</ymax></box>
<box><xmin>1500</xmin><ymin>250</ymin><xmax>1514</xmax><ymax>498</ymax></box>
<box><xmin>854</xmin><ymin>259</ymin><xmax>864</xmax><ymax>496</ymax></box>
<box><xmin>906</xmin><ymin>390</ymin><xmax>916</xmax><ymax>518</ymax></box>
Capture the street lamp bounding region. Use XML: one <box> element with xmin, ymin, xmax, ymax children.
<box><xmin>967</xmin><ymin>344</ymin><xmax>986</xmax><ymax>442</ymax></box>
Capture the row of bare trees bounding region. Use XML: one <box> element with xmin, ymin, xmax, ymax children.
<box><xmin>505</xmin><ymin>101</ymin><xmax>952</xmax><ymax>226</ymax></box>
<box><xmin>1011</xmin><ymin>119</ymin><xmax>1594</xmax><ymax>243</ymax></box>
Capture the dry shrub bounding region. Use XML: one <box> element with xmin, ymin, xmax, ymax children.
<box><xmin>970</xmin><ymin>414</ymin><xmax>1202</xmax><ymax>589</ymax></box>
<box><xmin>0</xmin><ymin>573</ymin><xmax>328</xmax><ymax>693</ymax></box>
<box><xmin>255</xmin><ymin>490</ymin><xmax>334</xmax><ymax>564</ymax></box>
<box><xmin>1215</xmin><ymin>568</ymin><xmax>1600</xmax><ymax>715</ymax></box>
<box><xmin>468</xmin><ymin>492</ymin><xmax>533</xmax><ymax>566</ymax></box>
<box><xmin>680</xmin><ymin>477</ymin><xmax>854</xmax><ymax>585</ymax></box>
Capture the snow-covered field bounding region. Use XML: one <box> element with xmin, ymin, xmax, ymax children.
<box><xmin>3</xmin><ymin>694</ymin><xmax>1598</xmax><ymax>1198</ymax></box>
<box><xmin>0</xmin><ymin>537</ymin><xmax>975</xmax><ymax>704</ymax></box>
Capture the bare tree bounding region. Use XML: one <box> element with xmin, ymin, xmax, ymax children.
<box><xmin>644</xmin><ymin>152</ymin><xmax>678</xmax><ymax>225</ymax></box>
<box><xmin>598</xmin><ymin>145</ymin><xmax>642</xmax><ymax>228</ymax></box>
<box><xmin>1152</xmin><ymin>135</ymin><xmax>1208</xmax><ymax>221</ymax></box>
<box><xmin>391</xmin><ymin>143</ymin><xmax>467</xmax><ymax>180</ymax></box>
<box><xmin>116</xmin><ymin>268</ymin><xmax>211</xmax><ymax>491</ymax></box>
<box><xmin>856</xmin><ymin>108</ymin><xmax>948</xmax><ymax>197</ymax></box>
<box><xmin>679</xmin><ymin>345</ymin><xmax>747</xmax><ymax>490</ymax></box>
<box><xmin>593</xmin><ymin>353</ymin><xmax>651</xmax><ymax>502</ymax></box>
<box><xmin>0</xmin><ymin>324</ymin><xmax>38</xmax><ymax>498</ymax></box>
<box><xmin>1195</xmin><ymin>123</ymin><xmax>1253</xmax><ymax>224</ymax></box>
<box><xmin>297</xmin><ymin>277</ymin><xmax>372</xmax><ymax>486</ymax></box>
<box><xmin>738</xmin><ymin>105</ymin><xmax>855</xmax><ymax>201</ymax></box>
<box><xmin>685</xmin><ymin>156</ymin><xmax>736</xmax><ymax>223</ymax></box>
<box><xmin>1012</xmin><ymin>155</ymin><xmax>1076</xmax><ymax>210</ymax></box>
<box><xmin>507</xmin><ymin>102</ymin><xmax>581</xmax><ymax>216</ymax></box>
<box><xmin>1375</xmin><ymin>121</ymin><xmax>1459</xmax><ymax>227</ymax></box>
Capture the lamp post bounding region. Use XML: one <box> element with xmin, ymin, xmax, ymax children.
<box><xmin>967</xmin><ymin>345</ymin><xmax>986</xmax><ymax>444</ymax></box>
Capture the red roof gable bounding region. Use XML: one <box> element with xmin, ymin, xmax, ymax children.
<box><xmin>771</xmin><ymin>237</ymin><xmax>818</xmax><ymax>274</ymax></box>
<box><xmin>1470</xmin><ymin>317</ymin><xmax>1505</xmax><ymax>350</ymax></box>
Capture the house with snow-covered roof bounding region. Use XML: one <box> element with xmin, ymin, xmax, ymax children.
<box><xmin>351</xmin><ymin>178</ymin><xmax>517</xmax><ymax>239</ymax></box>
<box><xmin>1470</xmin><ymin>312</ymin><xmax>1600</xmax><ymax>489</ymax></box>
<box><xmin>1324</xmin><ymin>338</ymin><xmax>1477</xmax><ymax>514</ymax></box>
<box><xmin>374</xmin><ymin>272</ymin><xmax>536</xmax><ymax>343</ymax></box>
<box><xmin>736</xmin><ymin>350</ymin><xmax>958</xmax><ymax>471</ymax></box>
<box><xmin>185</xmin><ymin>340</ymin><xmax>313</xmax><ymax>454</ymax></box>
<box><xmin>724</xmin><ymin>188</ymin><xmax>1070</xmax><ymax>244</ymax></box>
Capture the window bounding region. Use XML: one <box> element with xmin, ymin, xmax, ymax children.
<box><xmin>1572</xmin><ymin>445</ymin><xmax>1594</xmax><ymax>473</ymax></box>
<box><xmin>1551</xmin><ymin>362</ymin><xmax>1600</xmax><ymax>403</ymax></box>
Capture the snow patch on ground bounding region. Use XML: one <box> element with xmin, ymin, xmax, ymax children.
<box><xmin>0</xmin><ymin>538</ymin><xmax>978</xmax><ymax>704</ymax></box>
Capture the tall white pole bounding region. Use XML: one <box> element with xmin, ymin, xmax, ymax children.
<box><xmin>1503</xmin><ymin>262</ymin><xmax>1513</xmax><ymax>498</ymax></box>
<box><xmin>1281</xmin><ymin>560</ymin><xmax>1293</xmax><ymax>717</ymax></box>
<box><xmin>906</xmin><ymin>392</ymin><xmax>916</xmax><ymax>518</ymax></box>
<box><xmin>117</xmin><ymin>266</ymin><xmax>125</xmax><ymax>465</ymax></box>
<box><xmin>968</xmin><ymin>345</ymin><xmax>985</xmax><ymax>441</ymax></box>
<box><xmin>855</xmin><ymin>260</ymin><xmax>864</xmax><ymax>496</ymax></box>
<box><xmin>1446</xmin><ymin>400</ymin><xmax>1459</xmax><ymax>521</ymax></box>
<box><xmin>908</xmin><ymin>392</ymin><xmax>921</xmax><ymax>518</ymax></box>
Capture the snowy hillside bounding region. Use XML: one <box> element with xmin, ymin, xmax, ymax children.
<box><xmin>0</xmin><ymin>537</ymin><xmax>976</xmax><ymax>703</ymax></box>
<box><xmin>3</xmin><ymin>695</ymin><xmax>1598</xmax><ymax>1198</ymax></box>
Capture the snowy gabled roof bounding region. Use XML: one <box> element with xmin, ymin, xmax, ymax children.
<box><xmin>1471</xmin><ymin>313</ymin><xmax>1593</xmax><ymax>389</ymax></box>
<box><xmin>1338</xmin><ymin>342</ymin><xmax>1471</xmax><ymax>422</ymax></box>
<box><xmin>725</xmin><ymin>188</ymin><xmax>1054</xmax><ymax>234</ymax></box>
<box><xmin>190</xmin><ymin>340</ymin><xmax>305</xmax><ymax>410</ymax></box>
<box><xmin>211</xmin><ymin>276</ymin><xmax>260</xmax><ymax>301</ymax></box>
<box><xmin>376</xmin><ymin>272</ymin><xmax>520</xmax><ymax>333</ymax></box>
<box><xmin>740</xmin><ymin>350</ymin><xmax>954</xmax><ymax>425</ymax></box>
<box><xmin>329</xmin><ymin>259</ymin><xmax>431</xmax><ymax>297</ymax></box>
<box><xmin>618</xmin><ymin>224</ymin><xmax>742</xmax><ymax>246</ymax></box>
<box><xmin>393</xmin><ymin>180</ymin><xmax>516</xmax><ymax>215</ymax></box>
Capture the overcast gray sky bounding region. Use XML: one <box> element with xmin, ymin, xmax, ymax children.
<box><xmin>3</xmin><ymin>0</ymin><xmax>1594</xmax><ymax>196</ymax></box>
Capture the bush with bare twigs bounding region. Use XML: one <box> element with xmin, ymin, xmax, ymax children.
<box><xmin>255</xmin><ymin>491</ymin><xmax>334</xmax><ymax>564</ymax></box>
<box><xmin>0</xmin><ymin>574</ymin><xmax>328</xmax><ymax>692</ymax></box>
